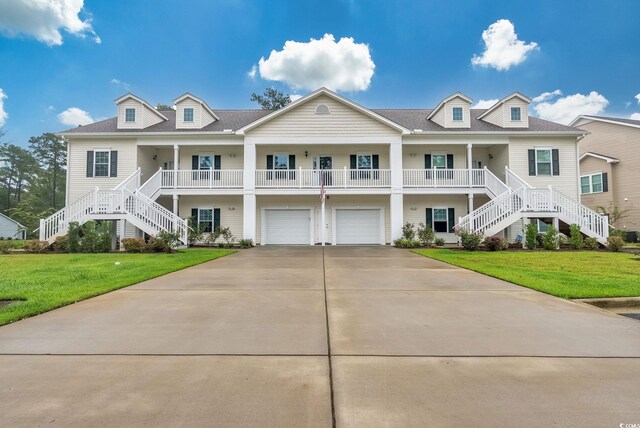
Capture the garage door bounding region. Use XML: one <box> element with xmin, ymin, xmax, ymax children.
<box><xmin>264</xmin><ymin>209</ymin><xmax>311</xmax><ymax>245</ymax></box>
<box><xmin>335</xmin><ymin>209</ymin><xmax>382</xmax><ymax>244</ymax></box>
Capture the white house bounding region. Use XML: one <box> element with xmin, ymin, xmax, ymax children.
<box><xmin>0</xmin><ymin>213</ymin><xmax>26</xmax><ymax>240</ymax></box>
<box><xmin>41</xmin><ymin>88</ymin><xmax>609</xmax><ymax>246</ymax></box>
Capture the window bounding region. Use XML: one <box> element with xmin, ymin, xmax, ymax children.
<box><xmin>432</xmin><ymin>154</ymin><xmax>447</xmax><ymax>169</ymax></box>
<box><xmin>433</xmin><ymin>208</ymin><xmax>448</xmax><ymax>233</ymax></box>
<box><xmin>198</xmin><ymin>209</ymin><xmax>213</xmax><ymax>233</ymax></box>
<box><xmin>184</xmin><ymin>108</ymin><xmax>194</xmax><ymax>122</ymax></box>
<box><xmin>273</xmin><ymin>153</ymin><xmax>289</xmax><ymax>170</ymax></box>
<box><xmin>510</xmin><ymin>107</ymin><xmax>521</xmax><ymax>121</ymax></box>
<box><xmin>535</xmin><ymin>149</ymin><xmax>552</xmax><ymax>176</ymax></box>
<box><xmin>581</xmin><ymin>173</ymin><xmax>604</xmax><ymax>194</ymax></box>
<box><xmin>537</xmin><ymin>219</ymin><xmax>549</xmax><ymax>233</ymax></box>
<box><xmin>357</xmin><ymin>154</ymin><xmax>372</xmax><ymax>170</ymax></box>
<box><xmin>199</xmin><ymin>154</ymin><xmax>212</xmax><ymax>170</ymax></box>
<box><xmin>315</xmin><ymin>104</ymin><xmax>330</xmax><ymax>114</ymax></box>
<box><xmin>125</xmin><ymin>108</ymin><xmax>136</xmax><ymax>122</ymax></box>
<box><xmin>452</xmin><ymin>107</ymin><xmax>463</xmax><ymax>121</ymax></box>
<box><xmin>94</xmin><ymin>150</ymin><xmax>110</xmax><ymax>177</ymax></box>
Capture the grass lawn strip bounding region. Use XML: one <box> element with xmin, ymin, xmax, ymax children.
<box><xmin>413</xmin><ymin>249</ymin><xmax>640</xmax><ymax>299</ymax></box>
<box><xmin>0</xmin><ymin>249</ymin><xmax>233</xmax><ymax>326</ymax></box>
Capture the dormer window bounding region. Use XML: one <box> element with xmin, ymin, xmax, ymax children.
<box><xmin>184</xmin><ymin>108</ymin><xmax>194</xmax><ymax>122</ymax></box>
<box><xmin>452</xmin><ymin>107</ymin><xmax>463</xmax><ymax>121</ymax></box>
<box><xmin>125</xmin><ymin>108</ymin><xmax>136</xmax><ymax>122</ymax></box>
<box><xmin>315</xmin><ymin>104</ymin><xmax>330</xmax><ymax>114</ymax></box>
<box><xmin>510</xmin><ymin>107</ymin><xmax>521</xmax><ymax>121</ymax></box>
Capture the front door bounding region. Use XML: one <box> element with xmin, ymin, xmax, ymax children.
<box><xmin>313</xmin><ymin>156</ymin><xmax>333</xmax><ymax>186</ymax></box>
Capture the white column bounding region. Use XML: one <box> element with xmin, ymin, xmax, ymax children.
<box><xmin>467</xmin><ymin>143</ymin><xmax>474</xmax><ymax>214</ymax></box>
<box><xmin>321</xmin><ymin>198</ymin><xmax>326</xmax><ymax>246</ymax></box>
<box><xmin>119</xmin><ymin>219</ymin><xmax>126</xmax><ymax>251</ymax></box>
<box><xmin>172</xmin><ymin>194</ymin><xmax>179</xmax><ymax>232</ymax></box>
<box><xmin>243</xmin><ymin>141</ymin><xmax>257</xmax><ymax>242</ymax></box>
<box><xmin>389</xmin><ymin>140</ymin><xmax>404</xmax><ymax>242</ymax></box>
<box><xmin>173</xmin><ymin>144</ymin><xmax>179</xmax><ymax>189</ymax></box>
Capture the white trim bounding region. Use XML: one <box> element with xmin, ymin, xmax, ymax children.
<box><xmin>183</xmin><ymin>107</ymin><xmax>195</xmax><ymax>122</ymax></box>
<box><xmin>93</xmin><ymin>149</ymin><xmax>111</xmax><ymax>177</ymax></box>
<box><xmin>261</xmin><ymin>207</ymin><xmax>314</xmax><ymax>245</ymax></box>
<box><xmin>173</xmin><ymin>92</ymin><xmax>221</xmax><ymax>121</ymax></box>
<box><xmin>534</xmin><ymin>147</ymin><xmax>552</xmax><ymax>176</ymax></box>
<box><xmin>579</xmin><ymin>152</ymin><xmax>620</xmax><ymax>163</ymax></box>
<box><xmin>0</xmin><ymin>212</ymin><xmax>26</xmax><ymax>230</ymax></box>
<box><xmin>114</xmin><ymin>93</ymin><xmax>168</xmax><ymax>121</ymax></box>
<box><xmin>332</xmin><ymin>206</ymin><xmax>385</xmax><ymax>245</ymax></box>
<box><xmin>476</xmin><ymin>92</ymin><xmax>531</xmax><ymax>120</ymax></box>
<box><xmin>580</xmin><ymin>172</ymin><xmax>604</xmax><ymax>195</ymax></box>
<box><xmin>452</xmin><ymin>106</ymin><xmax>464</xmax><ymax>122</ymax></box>
<box><xmin>427</xmin><ymin>92</ymin><xmax>473</xmax><ymax>120</ymax></box>
<box><xmin>570</xmin><ymin>115</ymin><xmax>640</xmax><ymax>130</ymax></box>
<box><xmin>124</xmin><ymin>108</ymin><xmax>136</xmax><ymax>122</ymax></box>
<box><xmin>431</xmin><ymin>206</ymin><xmax>450</xmax><ymax>233</ymax></box>
<box><xmin>236</xmin><ymin>87</ymin><xmax>410</xmax><ymax>135</ymax></box>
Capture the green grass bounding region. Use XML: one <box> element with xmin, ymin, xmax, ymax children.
<box><xmin>0</xmin><ymin>249</ymin><xmax>233</xmax><ymax>326</ymax></box>
<box><xmin>413</xmin><ymin>249</ymin><xmax>640</xmax><ymax>299</ymax></box>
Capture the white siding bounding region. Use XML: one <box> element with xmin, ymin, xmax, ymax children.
<box><xmin>179</xmin><ymin>195</ymin><xmax>244</xmax><ymax>241</ymax></box>
<box><xmin>0</xmin><ymin>215</ymin><xmax>24</xmax><ymax>239</ymax></box>
<box><xmin>481</xmin><ymin>98</ymin><xmax>529</xmax><ymax>128</ymax></box>
<box><xmin>256</xmin><ymin>145</ymin><xmax>389</xmax><ymax>170</ymax></box>
<box><xmin>175</xmin><ymin>98</ymin><xmax>216</xmax><ymax>129</ymax></box>
<box><xmin>403</xmin><ymin>194</ymin><xmax>468</xmax><ymax>244</ymax></box>
<box><xmin>117</xmin><ymin>99</ymin><xmax>143</xmax><ymax>129</ymax></box>
<box><xmin>179</xmin><ymin>145</ymin><xmax>244</xmax><ymax>170</ymax></box>
<box><xmin>402</xmin><ymin>145</ymin><xmax>468</xmax><ymax>169</ymax></box>
<box><xmin>247</xmin><ymin>95</ymin><xmax>400</xmax><ymax>138</ymax></box>
<box><xmin>138</xmin><ymin>146</ymin><xmax>160</xmax><ymax>183</ymax></box>
<box><xmin>444</xmin><ymin>98</ymin><xmax>471</xmax><ymax>128</ymax></box>
<box><xmin>67</xmin><ymin>139</ymin><xmax>138</xmax><ymax>202</ymax></box>
<box><xmin>430</xmin><ymin>106</ymin><xmax>445</xmax><ymax>128</ymax></box>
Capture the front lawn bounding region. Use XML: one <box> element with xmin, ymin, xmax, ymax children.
<box><xmin>413</xmin><ymin>249</ymin><xmax>640</xmax><ymax>299</ymax></box>
<box><xmin>0</xmin><ymin>249</ymin><xmax>233</xmax><ymax>326</ymax></box>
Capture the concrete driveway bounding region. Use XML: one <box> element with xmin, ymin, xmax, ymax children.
<box><xmin>0</xmin><ymin>247</ymin><xmax>639</xmax><ymax>427</ymax></box>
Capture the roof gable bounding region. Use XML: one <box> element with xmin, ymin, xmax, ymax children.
<box><xmin>476</xmin><ymin>92</ymin><xmax>531</xmax><ymax>120</ymax></box>
<box><xmin>570</xmin><ymin>115</ymin><xmax>640</xmax><ymax>130</ymax></box>
<box><xmin>173</xmin><ymin>92</ymin><xmax>220</xmax><ymax>120</ymax></box>
<box><xmin>0</xmin><ymin>213</ymin><xmax>26</xmax><ymax>229</ymax></box>
<box><xmin>426</xmin><ymin>92</ymin><xmax>472</xmax><ymax>120</ymax></box>
<box><xmin>114</xmin><ymin>93</ymin><xmax>168</xmax><ymax>121</ymax></box>
<box><xmin>579</xmin><ymin>152</ymin><xmax>620</xmax><ymax>163</ymax></box>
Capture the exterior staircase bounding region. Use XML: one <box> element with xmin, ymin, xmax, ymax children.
<box><xmin>455</xmin><ymin>168</ymin><xmax>610</xmax><ymax>244</ymax></box>
<box><xmin>39</xmin><ymin>169</ymin><xmax>188</xmax><ymax>244</ymax></box>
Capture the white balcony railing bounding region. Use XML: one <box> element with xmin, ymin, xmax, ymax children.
<box><xmin>160</xmin><ymin>169</ymin><xmax>244</xmax><ymax>189</ymax></box>
<box><xmin>403</xmin><ymin>168</ymin><xmax>486</xmax><ymax>188</ymax></box>
<box><xmin>255</xmin><ymin>168</ymin><xmax>391</xmax><ymax>188</ymax></box>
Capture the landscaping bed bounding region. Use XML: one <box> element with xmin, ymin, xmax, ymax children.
<box><xmin>0</xmin><ymin>249</ymin><xmax>233</xmax><ymax>326</ymax></box>
<box><xmin>414</xmin><ymin>249</ymin><xmax>640</xmax><ymax>299</ymax></box>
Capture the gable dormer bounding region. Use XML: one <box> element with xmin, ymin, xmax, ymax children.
<box><xmin>115</xmin><ymin>93</ymin><xmax>167</xmax><ymax>129</ymax></box>
<box><xmin>427</xmin><ymin>92</ymin><xmax>472</xmax><ymax>129</ymax></box>
<box><xmin>173</xmin><ymin>93</ymin><xmax>219</xmax><ymax>129</ymax></box>
<box><xmin>477</xmin><ymin>92</ymin><xmax>531</xmax><ymax>128</ymax></box>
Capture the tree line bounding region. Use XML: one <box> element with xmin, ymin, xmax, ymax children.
<box><xmin>0</xmin><ymin>130</ymin><xmax>66</xmax><ymax>237</ymax></box>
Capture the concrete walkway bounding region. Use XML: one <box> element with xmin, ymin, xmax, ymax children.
<box><xmin>0</xmin><ymin>247</ymin><xmax>639</xmax><ymax>427</ymax></box>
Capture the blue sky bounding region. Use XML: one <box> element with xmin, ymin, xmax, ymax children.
<box><xmin>0</xmin><ymin>0</ymin><xmax>639</xmax><ymax>146</ymax></box>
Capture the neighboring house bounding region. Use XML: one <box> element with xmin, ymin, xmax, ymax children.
<box><xmin>571</xmin><ymin>115</ymin><xmax>639</xmax><ymax>234</ymax></box>
<box><xmin>0</xmin><ymin>213</ymin><xmax>27</xmax><ymax>240</ymax></box>
<box><xmin>41</xmin><ymin>88</ymin><xmax>609</xmax><ymax>247</ymax></box>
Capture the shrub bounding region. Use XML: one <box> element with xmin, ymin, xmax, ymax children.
<box><xmin>67</xmin><ymin>221</ymin><xmax>81</xmax><ymax>253</ymax></box>
<box><xmin>609</xmin><ymin>228</ymin><xmax>627</xmax><ymax>241</ymax></box>
<box><xmin>147</xmin><ymin>231</ymin><xmax>180</xmax><ymax>253</ymax></box>
<box><xmin>0</xmin><ymin>241</ymin><xmax>12</xmax><ymax>254</ymax></box>
<box><xmin>204</xmin><ymin>229</ymin><xmax>221</xmax><ymax>247</ymax></box>
<box><xmin>525</xmin><ymin>223</ymin><xmax>538</xmax><ymax>250</ymax></box>
<box><xmin>568</xmin><ymin>224</ymin><xmax>584</xmax><ymax>250</ymax></box>
<box><xmin>558</xmin><ymin>233</ymin><xmax>569</xmax><ymax>247</ymax></box>
<box><xmin>239</xmin><ymin>239</ymin><xmax>254</xmax><ymax>248</ymax></box>
<box><xmin>76</xmin><ymin>221</ymin><xmax>111</xmax><ymax>253</ymax></box>
<box><xmin>434</xmin><ymin>237</ymin><xmax>446</xmax><ymax>247</ymax></box>
<box><xmin>416</xmin><ymin>223</ymin><xmax>435</xmax><ymax>247</ymax></box>
<box><xmin>24</xmin><ymin>240</ymin><xmax>49</xmax><ymax>253</ymax></box>
<box><xmin>393</xmin><ymin>238</ymin><xmax>420</xmax><ymax>248</ymax></box>
<box><xmin>401</xmin><ymin>222</ymin><xmax>416</xmax><ymax>241</ymax></box>
<box><xmin>606</xmin><ymin>236</ymin><xmax>624</xmax><ymax>252</ymax></box>
<box><xmin>458</xmin><ymin>230</ymin><xmax>483</xmax><ymax>251</ymax></box>
<box><xmin>484</xmin><ymin>235</ymin><xmax>508</xmax><ymax>251</ymax></box>
<box><xmin>542</xmin><ymin>226</ymin><xmax>559</xmax><ymax>250</ymax></box>
<box><xmin>219</xmin><ymin>227</ymin><xmax>235</xmax><ymax>247</ymax></box>
<box><xmin>188</xmin><ymin>217</ymin><xmax>204</xmax><ymax>246</ymax></box>
<box><xmin>122</xmin><ymin>238</ymin><xmax>146</xmax><ymax>253</ymax></box>
<box><xmin>584</xmin><ymin>237</ymin><xmax>599</xmax><ymax>251</ymax></box>
<box><xmin>52</xmin><ymin>236</ymin><xmax>69</xmax><ymax>253</ymax></box>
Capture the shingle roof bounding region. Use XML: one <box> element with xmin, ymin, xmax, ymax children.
<box><xmin>61</xmin><ymin>107</ymin><xmax>582</xmax><ymax>135</ymax></box>
<box><xmin>580</xmin><ymin>115</ymin><xmax>640</xmax><ymax>127</ymax></box>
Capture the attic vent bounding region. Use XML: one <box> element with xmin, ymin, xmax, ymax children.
<box><xmin>315</xmin><ymin>104</ymin><xmax>330</xmax><ymax>114</ymax></box>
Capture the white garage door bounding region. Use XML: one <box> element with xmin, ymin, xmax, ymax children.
<box><xmin>335</xmin><ymin>209</ymin><xmax>382</xmax><ymax>244</ymax></box>
<box><xmin>264</xmin><ymin>209</ymin><xmax>311</xmax><ymax>245</ymax></box>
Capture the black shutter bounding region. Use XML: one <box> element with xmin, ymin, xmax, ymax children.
<box><xmin>350</xmin><ymin>155</ymin><xmax>357</xmax><ymax>179</ymax></box>
<box><xmin>528</xmin><ymin>149</ymin><xmax>536</xmax><ymax>176</ymax></box>
<box><xmin>372</xmin><ymin>154</ymin><xmax>379</xmax><ymax>179</ymax></box>
<box><xmin>448</xmin><ymin>208</ymin><xmax>455</xmax><ymax>233</ymax></box>
<box><xmin>424</xmin><ymin>154</ymin><xmax>432</xmax><ymax>169</ymax></box>
<box><xmin>288</xmin><ymin>155</ymin><xmax>296</xmax><ymax>180</ymax></box>
<box><xmin>552</xmin><ymin>149</ymin><xmax>560</xmax><ymax>176</ymax></box>
<box><xmin>266</xmin><ymin>155</ymin><xmax>273</xmax><ymax>180</ymax></box>
<box><xmin>192</xmin><ymin>155</ymin><xmax>199</xmax><ymax>180</ymax></box>
<box><xmin>213</xmin><ymin>155</ymin><xmax>221</xmax><ymax>180</ymax></box>
<box><xmin>446</xmin><ymin>154</ymin><xmax>454</xmax><ymax>169</ymax></box>
<box><xmin>426</xmin><ymin>208</ymin><xmax>433</xmax><ymax>229</ymax></box>
<box><xmin>191</xmin><ymin>208</ymin><xmax>198</xmax><ymax>221</ymax></box>
<box><xmin>213</xmin><ymin>208</ymin><xmax>221</xmax><ymax>231</ymax></box>
<box><xmin>602</xmin><ymin>172</ymin><xmax>608</xmax><ymax>192</ymax></box>
<box><xmin>86</xmin><ymin>151</ymin><xmax>94</xmax><ymax>177</ymax></box>
<box><xmin>110</xmin><ymin>151</ymin><xmax>118</xmax><ymax>177</ymax></box>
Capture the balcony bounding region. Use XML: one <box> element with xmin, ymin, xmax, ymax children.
<box><xmin>161</xmin><ymin>169</ymin><xmax>244</xmax><ymax>189</ymax></box>
<box><xmin>255</xmin><ymin>168</ymin><xmax>391</xmax><ymax>189</ymax></box>
<box><xmin>403</xmin><ymin>168</ymin><xmax>508</xmax><ymax>197</ymax></box>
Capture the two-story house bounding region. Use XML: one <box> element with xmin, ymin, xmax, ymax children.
<box><xmin>41</xmin><ymin>88</ymin><xmax>609</xmax><ymax>247</ymax></box>
<box><xmin>570</xmin><ymin>115</ymin><xmax>639</xmax><ymax>236</ymax></box>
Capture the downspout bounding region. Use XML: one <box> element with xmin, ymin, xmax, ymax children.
<box><xmin>576</xmin><ymin>132</ymin><xmax>587</xmax><ymax>203</ymax></box>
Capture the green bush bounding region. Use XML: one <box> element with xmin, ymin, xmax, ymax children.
<box><xmin>610</xmin><ymin>228</ymin><xmax>627</xmax><ymax>241</ymax></box>
<box><xmin>24</xmin><ymin>240</ymin><xmax>49</xmax><ymax>253</ymax></box>
<box><xmin>393</xmin><ymin>238</ymin><xmax>420</xmax><ymax>248</ymax></box>
<box><xmin>458</xmin><ymin>230</ymin><xmax>483</xmax><ymax>251</ymax></box>
<box><xmin>483</xmin><ymin>235</ymin><xmax>508</xmax><ymax>251</ymax></box>
<box><xmin>416</xmin><ymin>223</ymin><xmax>435</xmax><ymax>247</ymax></box>
<box><xmin>543</xmin><ymin>226</ymin><xmax>559</xmax><ymax>250</ymax></box>
<box><xmin>584</xmin><ymin>237</ymin><xmax>599</xmax><ymax>251</ymax></box>
<box><xmin>67</xmin><ymin>221</ymin><xmax>81</xmax><ymax>253</ymax></box>
<box><xmin>188</xmin><ymin>217</ymin><xmax>204</xmax><ymax>245</ymax></box>
<box><xmin>122</xmin><ymin>238</ymin><xmax>146</xmax><ymax>253</ymax></box>
<box><xmin>204</xmin><ymin>229</ymin><xmax>221</xmax><ymax>247</ymax></box>
<box><xmin>434</xmin><ymin>237</ymin><xmax>446</xmax><ymax>247</ymax></box>
<box><xmin>0</xmin><ymin>241</ymin><xmax>12</xmax><ymax>254</ymax></box>
<box><xmin>525</xmin><ymin>223</ymin><xmax>538</xmax><ymax>250</ymax></box>
<box><xmin>606</xmin><ymin>236</ymin><xmax>624</xmax><ymax>252</ymax></box>
<box><xmin>147</xmin><ymin>231</ymin><xmax>180</xmax><ymax>253</ymax></box>
<box><xmin>219</xmin><ymin>227</ymin><xmax>235</xmax><ymax>247</ymax></box>
<box><xmin>401</xmin><ymin>222</ymin><xmax>416</xmax><ymax>241</ymax></box>
<box><xmin>52</xmin><ymin>236</ymin><xmax>68</xmax><ymax>253</ymax></box>
<box><xmin>568</xmin><ymin>224</ymin><xmax>584</xmax><ymax>250</ymax></box>
<box><xmin>239</xmin><ymin>239</ymin><xmax>254</xmax><ymax>248</ymax></box>
<box><xmin>78</xmin><ymin>221</ymin><xmax>111</xmax><ymax>253</ymax></box>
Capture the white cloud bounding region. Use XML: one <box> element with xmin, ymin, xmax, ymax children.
<box><xmin>631</xmin><ymin>113</ymin><xmax>640</xmax><ymax>120</ymax></box>
<box><xmin>635</xmin><ymin>93</ymin><xmax>640</xmax><ymax>104</ymax></box>
<box><xmin>0</xmin><ymin>0</ymin><xmax>99</xmax><ymax>46</ymax></box>
<box><xmin>289</xmin><ymin>94</ymin><xmax>303</xmax><ymax>102</ymax></box>
<box><xmin>532</xmin><ymin>91</ymin><xmax>609</xmax><ymax>124</ymax></box>
<box><xmin>0</xmin><ymin>88</ymin><xmax>7</xmax><ymax>127</ymax></box>
<box><xmin>531</xmin><ymin>89</ymin><xmax>562</xmax><ymax>103</ymax></box>
<box><xmin>57</xmin><ymin>107</ymin><xmax>93</xmax><ymax>127</ymax></box>
<box><xmin>247</xmin><ymin>65</ymin><xmax>257</xmax><ymax>79</ymax></box>
<box><xmin>471</xmin><ymin>19</ymin><xmax>539</xmax><ymax>71</ymax></box>
<box><xmin>110</xmin><ymin>78</ymin><xmax>131</xmax><ymax>91</ymax></box>
<box><xmin>256</xmin><ymin>33</ymin><xmax>375</xmax><ymax>91</ymax></box>
<box><xmin>471</xmin><ymin>99</ymin><xmax>499</xmax><ymax>109</ymax></box>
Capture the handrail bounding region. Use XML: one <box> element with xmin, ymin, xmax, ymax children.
<box><xmin>505</xmin><ymin>167</ymin><xmax>532</xmax><ymax>190</ymax></box>
<box><xmin>138</xmin><ymin>169</ymin><xmax>163</xmax><ymax>199</ymax></box>
<box><xmin>484</xmin><ymin>168</ymin><xmax>509</xmax><ymax>197</ymax></box>
<box><xmin>113</xmin><ymin>168</ymin><xmax>141</xmax><ymax>192</ymax></box>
